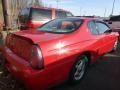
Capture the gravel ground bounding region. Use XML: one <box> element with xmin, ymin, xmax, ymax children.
<box><xmin>0</xmin><ymin>43</ymin><xmax>120</xmax><ymax>90</ymax></box>
<box><xmin>0</xmin><ymin>54</ymin><xmax>25</xmax><ymax>90</ymax></box>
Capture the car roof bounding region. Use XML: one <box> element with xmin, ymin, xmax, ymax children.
<box><xmin>29</xmin><ymin>6</ymin><xmax>69</xmax><ymax>12</ymax></box>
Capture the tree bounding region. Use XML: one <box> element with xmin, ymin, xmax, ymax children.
<box><xmin>0</xmin><ymin>0</ymin><xmax>44</xmax><ymax>29</ymax></box>
<box><xmin>0</xmin><ymin>0</ymin><xmax>3</xmax><ymax>19</ymax></box>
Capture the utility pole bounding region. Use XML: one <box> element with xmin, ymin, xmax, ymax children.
<box><xmin>1</xmin><ymin>0</ymin><xmax>11</xmax><ymax>31</ymax></box>
<box><xmin>104</xmin><ymin>8</ymin><xmax>106</xmax><ymax>17</ymax></box>
<box><xmin>0</xmin><ymin>0</ymin><xmax>11</xmax><ymax>45</ymax></box>
<box><xmin>56</xmin><ymin>0</ymin><xmax>59</xmax><ymax>9</ymax></box>
<box><xmin>111</xmin><ymin>0</ymin><xmax>116</xmax><ymax>16</ymax></box>
<box><xmin>79</xmin><ymin>8</ymin><xmax>82</xmax><ymax>16</ymax></box>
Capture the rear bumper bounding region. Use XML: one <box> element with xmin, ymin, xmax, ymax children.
<box><xmin>3</xmin><ymin>46</ymin><xmax>73</xmax><ymax>89</ymax></box>
<box><xmin>3</xmin><ymin>47</ymin><xmax>48</xmax><ymax>89</ymax></box>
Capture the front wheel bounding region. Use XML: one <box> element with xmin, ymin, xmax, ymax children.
<box><xmin>69</xmin><ymin>55</ymin><xmax>88</xmax><ymax>83</ymax></box>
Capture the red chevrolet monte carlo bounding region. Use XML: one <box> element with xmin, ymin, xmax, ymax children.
<box><xmin>3</xmin><ymin>17</ymin><xmax>119</xmax><ymax>90</ymax></box>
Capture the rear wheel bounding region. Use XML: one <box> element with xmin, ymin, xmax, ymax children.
<box><xmin>69</xmin><ymin>55</ymin><xmax>88</xmax><ymax>83</ymax></box>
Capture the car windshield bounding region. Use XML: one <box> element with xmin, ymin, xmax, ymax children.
<box><xmin>37</xmin><ymin>18</ymin><xmax>83</xmax><ymax>33</ymax></box>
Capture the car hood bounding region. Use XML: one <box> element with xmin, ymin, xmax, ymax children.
<box><xmin>14</xmin><ymin>30</ymin><xmax>66</xmax><ymax>44</ymax></box>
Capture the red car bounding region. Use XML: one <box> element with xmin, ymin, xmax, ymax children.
<box><xmin>3</xmin><ymin>17</ymin><xmax>119</xmax><ymax>90</ymax></box>
<box><xmin>18</xmin><ymin>6</ymin><xmax>73</xmax><ymax>30</ymax></box>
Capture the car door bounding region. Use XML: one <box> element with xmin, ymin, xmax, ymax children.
<box><xmin>95</xmin><ymin>21</ymin><xmax>118</xmax><ymax>53</ymax></box>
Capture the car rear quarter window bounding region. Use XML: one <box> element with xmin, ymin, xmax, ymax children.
<box><xmin>88</xmin><ymin>21</ymin><xmax>99</xmax><ymax>35</ymax></box>
<box><xmin>96</xmin><ymin>22</ymin><xmax>110</xmax><ymax>34</ymax></box>
<box><xmin>31</xmin><ymin>8</ymin><xmax>52</xmax><ymax>21</ymax></box>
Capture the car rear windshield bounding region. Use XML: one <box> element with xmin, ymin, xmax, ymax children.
<box><xmin>31</xmin><ymin>8</ymin><xmax>52</xmax><ymax>21</ymax></box>
<box><xmin>37</xmin><ymin>18</ymin><xmax>83</xmax><ymax>33</ymax></box>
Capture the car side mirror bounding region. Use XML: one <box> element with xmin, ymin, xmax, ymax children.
<box><xmin>108</xmin><ymin>21</ymin><xmax>112</xmax><ymax>24</ymax></box>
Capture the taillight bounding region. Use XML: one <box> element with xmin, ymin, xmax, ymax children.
<box><xmin>30</xmin><ymin>45</ymin><xmax>44</xmax><ymax>70</ymax></box>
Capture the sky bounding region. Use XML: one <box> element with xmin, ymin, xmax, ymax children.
<box><xmin>42</xmin><ymin>0</ymin><xmax>120</xmax><ymax>17</ymax></box>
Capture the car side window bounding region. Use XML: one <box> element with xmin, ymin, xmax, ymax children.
<box><xmin>96</xmin><ymin>22</ymin><xmax>110</xmax><ymax>34</ymax></box>
<box><xmin>19</xmin><ymin>8</ymin><xmax>30</xmax><ymax>23</ymax></box>
<box><xmin>56</xmin><ymin>11</ymin><xmax>67</xmax><ymax>18</ymax></box>
<box><xmin>88</xmin><ymin>21</ymin><xmax>99</xmax><ymax>35</ymax></box>
<box><xmin>66</xmin><ymin>12</ymin><xmax>73</xmax><ymax>17</ymax></box>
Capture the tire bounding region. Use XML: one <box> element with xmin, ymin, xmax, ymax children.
<box><xmin>69</xmin><ymin>55</ymin><xmax>88</xmax><ymax>84</ymax></box>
